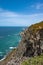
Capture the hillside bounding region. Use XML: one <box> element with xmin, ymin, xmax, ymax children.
<box><xmin>0</xmin><ymin>21</ymin><xmax>43</xmax><ymax>65</ymax></box>
<box><xmin>21</xmin><ymin>54</ymin><xmax>43</xmax><ymax>65</ymax></box>
<box><xmin>29</xmin><ymin>21</ymin><xmax>43</xmax><ymax>33</ymax></box>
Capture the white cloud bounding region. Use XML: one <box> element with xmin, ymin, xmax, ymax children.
<box><xmin>0</xmin><ymin>8</ymin><xmax>19</xmax><ymax>17</ymax></box>
<box><xmin>31</xmin><ymin>3</ymin><xmax>43</xmax><ymax>10</ymax></box>
<box><xmin>0</xmin><ymin>8</ymin><xmax>43</xmax><ymax>26</ymax></box>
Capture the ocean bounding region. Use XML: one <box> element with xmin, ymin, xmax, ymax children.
<box><xmin>0</xmin><ymin>27</ymin><xmax>26</xmax><ymax>60</ymax></box>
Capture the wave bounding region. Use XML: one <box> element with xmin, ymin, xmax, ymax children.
<box><xmin>8</xmin><ymin>33</ymin><xmax>19</xmax><ymax>36</ymax></box>
<box><xmin>0</xmin><ymin>47</ymin><xmax>17</xmax><ymax>61</ymax></box>
<box><xmin>13</xmin><ymin>33</ymin><xmax>19</xmax><ymax>36</ymax></box>
<box><xmin>0</xmin><ymin>55</ymin><xmax>6</xmax><ymax>62</ymax></box>
<box><xmin>0</xmin><ymin>52</ymin><xmax>6</xmax><ymax>61</ymax></box>
<box><xmin>9</xmin><ymin>47</ymin><xmax>16</xmax><ymax>50</ymax></box>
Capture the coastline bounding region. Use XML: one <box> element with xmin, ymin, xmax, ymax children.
<box><xmin>0</xmin><ymin>47</ymin><xmax>17</xmax><ymax>62</ymax></box>
<box><xmin>0</xmin><ymin>22</ymin><xmax>43</xmax><ymax>65</ymax></box>
<box><xmin>0</xmin><ymin>56</ymin><xmax>6</xmax><ymax>62</ymax></box>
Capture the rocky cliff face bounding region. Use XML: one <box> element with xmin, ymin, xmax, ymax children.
<box><xmin>15</xmin><ymin>21</ymin><xmax>43</xmax><ymax>57</ymax></box>
<box><xmin>0</xmin><ymin>21</ymin><xmax>43</xmax><ymax>65</ymax></box>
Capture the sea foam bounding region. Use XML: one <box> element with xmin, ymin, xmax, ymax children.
<box><xmin>9</xmin><ymin>47</ymin><xmax>16</xmax><ymax>50</ymax></box>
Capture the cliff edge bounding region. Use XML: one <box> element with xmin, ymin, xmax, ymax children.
<box><xmin>0</xmin><ymin>21</ymin><xmax>43</xmax><ymax>65</ymax></box>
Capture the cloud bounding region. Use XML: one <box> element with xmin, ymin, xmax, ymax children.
<box><xmin>0</xmin><ymin>8</ymin><xmax>19</xmax><ymax>18</ymax></box>
<box><xmin>0</xmin><ymin>8</ymin><xmax>43</xmax><ymax>26</ymax></box>
<box><xmin>31</xmin><ymin>3</ymin><xmax>43</xmax><ymax>10</ymax></box>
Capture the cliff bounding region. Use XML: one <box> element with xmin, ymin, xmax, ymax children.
<box><xmin>0</xmin><ymin>21</ymin><xmax>43</xmax><ymax>65</ymax></box>
<box><xmin>15</xmin><ymin>21</ymin><xmax>43</xmax><ymax>57</ymax></box>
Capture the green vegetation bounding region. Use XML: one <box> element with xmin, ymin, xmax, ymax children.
<box><xmin>21</xmin><ymin>54</ymin><xmax>43</xmax><ymax>65</ymax></box>
<box><xmin>0</xmin><ymin>21</ymin><xmax>43</xmax><ymax>65</ymax></box>
<box><xmin>29</xmin><ymin>21</ymin><xmax>43</xmax><ymax>33</ymax></box>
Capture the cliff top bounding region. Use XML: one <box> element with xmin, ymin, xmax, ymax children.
<box><xmin>0</xmin><ymin>21</ymin><xmax>43</xmax><ymax>65</ymax></box>
<box><xmin>28</xmin><ymin>21</ymin><xmax>43</xmax><ymax>33</ymax></box>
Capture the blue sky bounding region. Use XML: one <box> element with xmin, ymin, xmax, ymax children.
<box><xmin>0</xmin><ymin>0</ymin><xmax>43</xmax><ymax>26</ymax></box>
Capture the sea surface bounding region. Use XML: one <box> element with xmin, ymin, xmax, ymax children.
<box><xmin>0</xmin><ymin>27</ymin><xmax>26</xmax><ymax>60</ymax></box>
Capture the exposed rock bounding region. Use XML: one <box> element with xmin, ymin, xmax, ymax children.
<box><xmin>0</xmin><ymin>21</ymin><xmax>43</xmax><ymax>65</ymax></box>
<box><xmin>15</xmin><ymin>22</ymin><xmax>43</xmax><ymax>57</ymax></box>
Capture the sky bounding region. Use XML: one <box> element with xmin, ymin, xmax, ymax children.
<box><xmin>0</xmin><ymin>0</ymin><xmax>43</xmax><ymax>26</ymax></box>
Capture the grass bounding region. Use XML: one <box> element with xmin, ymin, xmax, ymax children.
<box><xmin>0</xmin><ymin>21</ymin><xmax>43</xmax><ymax>65</ymax></box>
<box><xmin>21</xmin><ymin>54</ymin><xmax>43</xmax><ymax>65</ymax></box>
<box><xmin>29</xmin><ymin>21</ymin><xmax>43</xmax><ymax>33</ymax></box>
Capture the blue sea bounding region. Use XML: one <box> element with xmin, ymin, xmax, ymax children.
<box><xmin>0</xmin><ymin>27</ymin><xmax>26</xmax><ymax>60</ymax></box>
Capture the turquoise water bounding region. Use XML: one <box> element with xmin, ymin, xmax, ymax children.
<box><xmin>0</xmin><ymin>27</ymin><xmax>26</xmax><ymax>60</ymax></box>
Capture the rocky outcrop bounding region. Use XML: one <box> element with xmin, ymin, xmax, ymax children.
<box><xmin>0</xmin><ymin>21</ymin><xmax>43</xmax><ymax>65</ymax></box>
<box><xmin>15</xmin><ymin>22</ymin><xmax>43</xmax><ymax>58</ymax></box>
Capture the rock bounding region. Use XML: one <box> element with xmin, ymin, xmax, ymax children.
<box><xmin>0</xmin><ymin>21</ymin><xmax>43</xmax><ymax>65</ymax></box>
<box><xmin>15</xmin><ymin>21</ymin><xmax>43</xmax><ymax>57</ymax></box>
<box><xmin>6</xmin><ymin>21</ymin><xmax>43</xmax><ymax>65</ymax></box>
